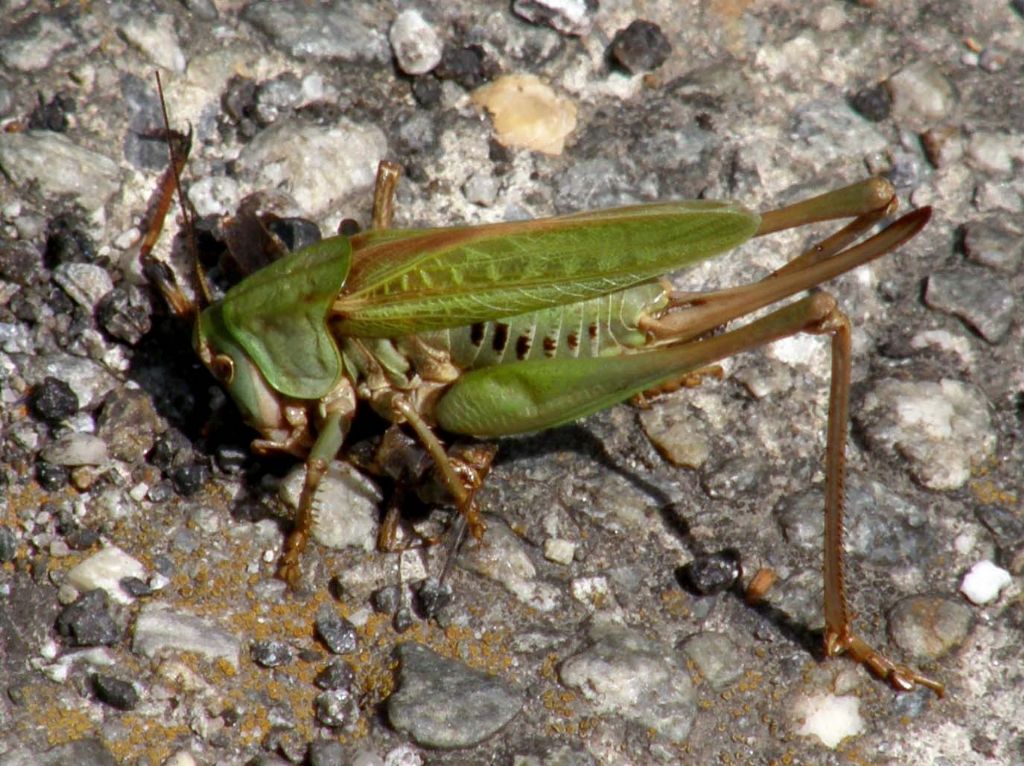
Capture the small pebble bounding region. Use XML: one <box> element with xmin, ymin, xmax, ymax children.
<box><xmin>170</xmin><ymin>463</ymin><xmax>208</xmax><ymax>497</ymax></box>
<box><xmin>791</xmin><ymin>693</ymin><xmax>863</xmax><ymax>749</ymax></box>
<box><xmin>315</xmin><ymin>607</ymin><xmax>358</xmax><ymax>654</ymax></box>
<box><xmin>462</xmin><ymin>172</ymin><xmax>499</xmax><ymax>207</ymax></box>
<box><xmin>92</xmin><ymin>674</ymin><xmax>140</xmax><ymax>710</ymax></box>
<box><xmin>163</xmin><ymin>751</ymin><xmax>200</xmax><ymax>766</ymax></box>
<box><xmin>308</xmin><ymin>740</ymin><xmax>346</xmax><ymax>766</ymax></box>
<box><xmin>234</xmin><ymin>119</ymin><xmax>387</xmax><ymax>222</ymax></box>
<box><xmin>242</xmin><ymin>0</ymin><xmax>389</xmax><ymax>64</ymax></box>
<box><xmin>30</xmin><ymin>376</ymin><xmax>79</xmax><ymax>423</ymax></box>
<box><xmin>305</xmin><ymin>737</ymin><xmax>346</xmax><ymax>766</ymax></box>
<box><xmin>677</xmin><ymin>549</ymin><xmax>741</xmax><ymax>596</ymax></box>
<box><xmin>371</xmin><ymin>584</ymin><xmax>401</xmax><ymax>614</ymax></box>
<box><xmin>472</xmin><ymin>74</ymin><xmax>578</xmax><ymax>156</ymax></box>
<box><xmin>20</xmin><ymin>353</ymin><xmax>118</xmax><ymax>410</ymax></box>
<box><xmin>180</xmin><ymin>0</ymin><xmax>217</xmax><ymax>19</ymax></box>
<box><xmin>435</xmin><ymin>44</ymin><xmax>490</xmax><ymax>90</ymax></box>
<box><xmin>389</xmin><ymin>10</ymin><xmax>442</xmax><ymax>76</ymax></box>
<box><xmin>393</xmin><ymin>606</ymin><xmax>415</xmax><ymax>633</ymax></box>
<box><xmin>639</xmin><ymin>406</ymin><xmax>710</xmax><ymax>469</ymax></box>
<box><xmin>250</xmin><ymin>639</ymin><xmax>294</xmax><ymax>668</ymax></box>
<box><xmin>963</xmin><ymin>217</ymin><xmax>1024</xmax><ymax>273</ymax></box>
<box><xmin>252</xmin><ymin>73</ymin><xmax>302</xmax><ymax>127</ymax></box>
<box><xmin>315</xmin><ymin>659</ymin><xmax>355</xmax><ymax>690</ymax></box>
<box><xmin>888</xmin><ymin>594</ymin><xmax>974</xmax><ymax>661</ymax></box>
<box><xmin>0</xmin><ymin>131</ymin><xmax>121</xmax><ymax>207</ymax></box>
<box><xmin>966</xmin><ymin>131</ymin><xmax>1022</xmax><ymax>175</ymax></box>
<box><xmin>36</xmin><ymin>461</ymin><xmax>68</xmax><ymax>490</ymax></box>
<box><xmin>925</xmin><ymin>266</ymin><xmax>1016</xmax><ymax>343</ymax></box>
<box><xmin>118</xmin><ymin>13</ymin><xmax>186</xmax><ymax>72</ymax></box>
<box><xmin>280</xmin><ymin>462</ymin><xmax>380</xmax><ymax>551</ymax></box>
<box><xmin>848</xmin><ymin>82</ymin><xmax>892</xmax><ymax>122</ymax></box>
<box><xmin>387</xmin><ymin>643</ymin><xmax>523</xmax><ymax>748</ymax></box>
<box><xmin>543</xmin><ymin>537</ymin><xmax>575</xmax><ymax>565</ymax></box>
<box><xmin>461</xmin><ymin>520</ymin><xmax>560</xmax><ymax>612</ymax></box>
<box><xmin>132</xmin><ymin>603</ymin><xmax>240</xmax><ymax>669</ymax></box>
<box><xmin>66</xmin><ymin>546</ymin><xmax>146</xmax><ymax>604</ymax></box>
<box><xmin>886</xmin><ymin>60</ymin><xmax>956</xmax><ymax>129</ymax></box>
<box><xmin>52</xmin><ymin>262</ymin><xmax>113</xmax><ymax>311</ymax></box>
<box><xmin>119</xmin><ymin>576</ymin><xmax>153</xmax><ymax>598</ymax></box>
<box><xmin>0</xmin><ymin>526</ymin><xmax>18</xmax><ymax>562</ymax></box>
<box><xmin>55</xmin><ymin>589</ymin><xmax>121</xmax><ymax>647</ymax></box>
<box><xmin>512</xmin><ymin>0</ymin><xmax>593</xmax><ymax>36</ymax></box>
<box><xmin>411</xmin><ymin>75</ymin><xmax>442</xmax><ymax>108</ymax></box>
<box><xmin>679</xmin><ymin>631</ymin><xmax>744</xmax><ymax>690</ymax></box>
<box><xmin>570</xmin><ymin>576</ymin><xmax>611</xmax><ymax>609</ymax></box>
<box><xmin>1</xmin><ymin>15</ymin><xmax>76</xmax><ymax>71</ymax></box>
<box><xmin>314</xmin><ymin>688</ymin><xmax>359</xmax><ymax>729</ymax></box>
<box><xmin>609</xmin><ymin>20</ymin><xmax>672</xmax><ymax>74</ymax></box>
<box><xmin>960</xmin><ymin>560</ymin><xmax>1012</xmax><ymax>605</ymax></box>
<box><xmin>40</xmin><ymin>433</ymin><xmax>108</xmax><ymax>467</ymax></box>
<box><xmin>415</xmin><ymin>578</ymin><xmax>453</xmax><ymax>619</ymax></box>
<box><xmin>96</xmin><ymin>286</ymin><xmax>152</xmax><ymax>345</ymax></box>
<box><xmin>921</xmin><ymin>125</ymin><xmax>964</xmax><ymax>168</ymax></box>
<box><xmin>96</xmin><ymin>387</ymin><xmax>162</xmax><ymax>463</ymax></box>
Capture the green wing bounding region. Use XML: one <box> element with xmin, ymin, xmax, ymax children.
<box><xmin>334</xmin><ymin>201</ymin><xmax>759</xmax><ymax>337</ymax></box>
<box><xmin>220</xmin><ymin>236</ymin><xmax>351</xmax><ymax>398</ymax></box>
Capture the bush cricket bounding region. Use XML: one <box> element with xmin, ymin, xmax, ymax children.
<box><xmin>142</xmin><ymin>78</ymin><xmax>942</xmax><ymax>696</ymax></box>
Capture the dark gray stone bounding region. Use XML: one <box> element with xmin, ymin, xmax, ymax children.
<box><xmin>387</xmin><ymin>643</ymin><xmax>523</xmax><ymax>748</ymax></box>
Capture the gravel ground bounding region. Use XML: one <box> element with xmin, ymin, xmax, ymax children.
<box><xmin>1</xmin><ymin>2</ymin><xmax>1022</xmax><ymax>765</ymax></box>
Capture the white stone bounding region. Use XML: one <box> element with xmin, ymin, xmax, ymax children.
<box><xmin>570</xmin><ymin>576</ymin><xmax>611</xmax><ymax>609</ymax></box>
<box><xmin>792</xmin><ymin>692</ymin><xmax>864</xmax><ymax>748</ymax></box>
<box><xmin>543</xmin><ymin>537</ymin><xmax>575</xmax><ymax>565</ymax></box>
<box><xmin>389</xmin><ymin>10</ymin><xmax>443</xmax><ymax>75</ymax></box>
<box><xmin>66</xmin><ymin>545</ymin><xmax>146</xmax><ymax>604</ymax></box>
<box><xmin>960</xmin><ymin>560</ymin><xmax>1012</xmax><ymax>605</ymax></box>
<box><xmin>133</xmin><ymin>604</ymin><xmax>240</xmax><ymax>669</ymax></box>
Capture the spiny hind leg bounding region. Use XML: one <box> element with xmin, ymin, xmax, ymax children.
<box><xmin>809</xmin><ymin>303</ymin><xmax>943</xmax><ymax>696</ymax></box>
<box><xmin>642</xmin><ymin>291</ymin><xmax>943</xmax><ymax>694</ymax></box>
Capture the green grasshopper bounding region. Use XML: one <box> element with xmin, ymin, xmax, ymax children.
<box><xmin>144</xmin><ymin>87</ymin><xmax>942</xmax><ymax>696</ymax></box>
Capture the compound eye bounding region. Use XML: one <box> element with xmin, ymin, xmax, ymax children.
<box><xmin>211</xmin><ymin>354</ymin><xmax>235</xmax><ymax>384</ymax></box>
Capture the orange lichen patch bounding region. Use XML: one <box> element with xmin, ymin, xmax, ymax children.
<box><xmin>5</xmin><ymin>482</ymin><xmax>73</xmax><ymax>533</ymax></box>
<box><xmin>540</xmin><ymin>652</ymin><xmax>560</xmax><ymax>683</ymax></box>
<box><xmin>736</xmin><ymin>670</ymin><xmax>765</xmax><ymax>694</ymax></box>
<box><xmin>659</xmin><ymin>588</ymin><xmax>690</xmax><ymax>619</ymax></box>
<box><xmin>27</xmin><ymin>695</ymin><xmax>97</xmax><ymax>746</ymax></box>
<box><xmin>576</xmin><ymin>715</ymin><xmax>600</xmax><ymax>737</ymax></box>
<box><xmin>546</xmin><ymin>719</ymin><xmax>578</xmax><ymax>736</ymax></box>
<box><xmin>433</xmin><ymin>624</ymin><xmax>514</xmax><ymax>675</ymax></box>
<box><xmin>541</xmin><ymin>688</ymin><xmax>575</xmax><ymax>718</ymax></box>
<box><xmin>970</xmin><ymin>478</ymin><xmax>1017</xmax><ymax>507</ymax></box>
<box><xmin>101</xmin><ymin>718</ymin><xmax>194</xmax><ymax>766</ymax></box>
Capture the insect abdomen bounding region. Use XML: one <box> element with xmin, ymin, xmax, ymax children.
<box><xmin>421</xmin><ymin>281</ymin><xmax>667</xmax><ymax>370</ymax></box>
